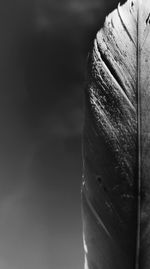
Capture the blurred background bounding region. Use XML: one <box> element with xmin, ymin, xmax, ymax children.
<box><xmin>0</xmin><ymin>0</ymin><xmax>125</xmax><ymax>268</ymax></box>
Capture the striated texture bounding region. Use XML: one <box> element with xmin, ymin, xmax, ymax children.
<box><xmin>82</xmin><ymin>0</ymin><xmax>150</xmax><ymax>268</ymax></box>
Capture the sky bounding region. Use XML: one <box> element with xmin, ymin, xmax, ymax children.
<box><xmin>0</xmin><ymin>0</ymin><xmax>125</xmax><ymax>268</ymax></box>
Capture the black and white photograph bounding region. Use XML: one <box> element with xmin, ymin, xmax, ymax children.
<box><xmin>0</xmin><ymin>0</ymin><xmax>149</xmax><ymax>269</ymax></box>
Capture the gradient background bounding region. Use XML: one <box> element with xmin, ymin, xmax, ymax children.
<box><xmin>0</xmin><ymin>0</ymin><xmax>125</xmax><ymax>268</ymax></box>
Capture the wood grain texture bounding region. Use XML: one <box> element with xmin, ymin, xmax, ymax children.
<box><xmin>82</xmin><ymin>0</ymin><xmax>150</xmax><ymax>268</ymax></box>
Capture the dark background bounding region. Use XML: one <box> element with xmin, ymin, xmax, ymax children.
<box><xmin>0</xmin><ymin>0</ymin><xmax>125</xmax><ymax>268</ymax></box>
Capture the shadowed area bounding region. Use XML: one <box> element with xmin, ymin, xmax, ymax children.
<box><xmin>0</xmin><ymin>0</ymin><xmax>125</xmax><ymax>268</ymax></box>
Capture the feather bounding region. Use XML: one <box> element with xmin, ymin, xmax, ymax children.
<box><xmin>82</xmin><ymin>0</ymin><xmax>150</xmax><ymax>268</ymax></box>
